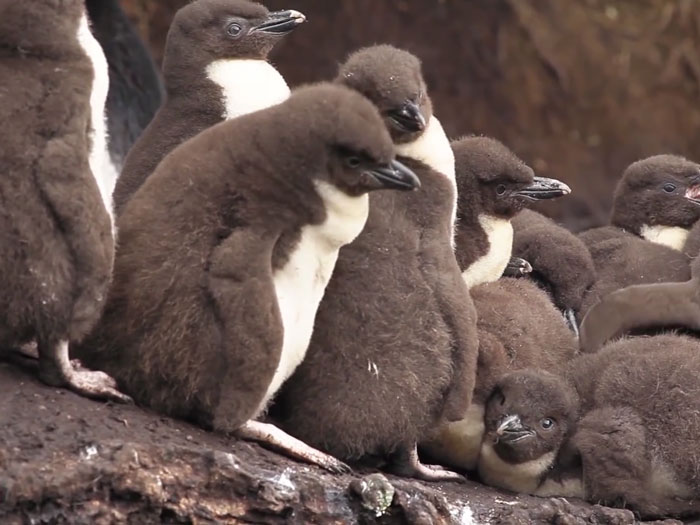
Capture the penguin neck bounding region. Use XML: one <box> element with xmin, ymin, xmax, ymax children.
<box><xmin>205</xmin><ymin>58</ymin><xmax>290</xmax><ymax>121</ymax></box>
<box><xmin>639</xmin><ymin>224</ymin><xmax>690</xmax><ymax>251</ymax></box>
<box><xmin>76</xmin><ymin>11</ymin><xmax>117</xmax><ymax>232</ymax></box>
<box><xmin>395</xmin><ymin>115</ymin><xmax>457</xmax><ymax>246</ymax></box>
<box><xmin>461</xmin><ymin>214</ymin><xmax>514</xmax><ymax>289</ymax></box>
<box><xmin>478</xmin><ymin>442</ymin><xmax>556</xmax><ymax>495</ymax></box>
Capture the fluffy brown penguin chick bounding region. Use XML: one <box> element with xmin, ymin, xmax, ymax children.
<box><xmin>75</xmin><ymin>83</ymin><xmax>419</xmax><ymax>472</ymax></box>
<box><xmin>579</xmin><ymin>247</ymin><xmax>700</xmax><ymax>352</ymax></box>
<box><xmin>113</xmin><ymin>0</ymin><xmax>305</xmax><ymax>215</ymax></box>
<box><xmin>420</xmin><ymin>137</ymin><xmax>576</xmax><ymax>472</ymax></box>
<box><xmin>480</xmin><ymin>336</ymin><xmax>700</xmax><ymax>520</ymax></box>
<box><xmin>0</xmin><ymin>0</ymin><xmax>127</xmax><ymax>402</ymax></box>
<box><xmin>272</xmin><ymin>45</ymin><xmax>476</xmax><ymax>482</ymax></box>
<box><xmin>511</xmin><ymin>209</ymin><xmax>596</xmax><ymax>334</ymax></box>
<box><xmin>478</xmin><ymin>369</ymin><xmax>579</xmax><ymax>495</ymax></box>
<box><xmin>578</xmin><ymin>155</ymin><xmax>700</xmax><ymax>318</ymax></box>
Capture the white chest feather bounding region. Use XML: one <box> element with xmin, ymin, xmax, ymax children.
<box><xmin>462</xmin><ymin>215</ymin><xmax>514</xmax><ymax>288</ymax></box>
<box><xmin>640</xmin><ymin>224</ymin><xmax>690</xmax><ymax>251</ymax></box>
<box><xmin>478</xmin><ymin>442</ymin><xmax>556</xmax><ymax>495</ymax></box>
<box><xmin>76</xmin><ymin>13</ymin><xmax>117</xmax><ymax>231</ymax></box>
<box><xmin>422</xmin><ymin>403</ymin><xmax>485</xmax><ymax>471</ymax></box>
<box><xmin>395</xmin><ymin>116</ymin><xmax>457</xmax><ymax>246</ymax></box>
<box><xmin>256</xmin><ymin>183</ymin><xmax>369</xmax><ymax>414</ymax></box>
<box><xmin>205</xmin><ymin>59</ymin><xmax>290</xmax><ymax>120</ymax></box>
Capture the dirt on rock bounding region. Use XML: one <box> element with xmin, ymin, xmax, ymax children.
<box><xmin>0</xmin><ymin>362</ymin><xmax>683</xmax><ymax>524</ymax></box>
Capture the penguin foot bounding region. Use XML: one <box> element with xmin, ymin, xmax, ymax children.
<box><xmin>38</xmin><ymin>340</ymin><xmax>132</xmax><ymax>403</ymax></box>
<box><xmin>388</xmin><ymin>445</ymin><xmax>466</xmax><ymax>483</ymax></box>
<box><xmin>237</xmin><ymin>420</ymin><xmax>352</xmax><ymax>474</ymax></box>
<box><xmin>563</xmin><ymin>308</ymin><xmax>580</xmax><ymax>338</ymax></box>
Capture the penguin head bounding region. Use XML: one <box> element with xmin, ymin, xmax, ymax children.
<box><xmin>164</xmin><ymin>0</ymin><xmax>305</xmax><ymax>73</ymax></box>
<box><xmin>336</xmin><ymin>45</ymin><xmax>432</xmax><ymax>145</ymax></box>
<box><xmin>0</xmin><ymin>0</ymin><xmax>85</xmax><ymax>55</ymax></box>
<box><xmin>452</xmin><ymin>136</ymin><xmax>571</xmax><ymax>221</ymax></box>
<box><xmin>483</xmin><ymin>369</ymin><xmax>578</xmax><ymax>466</ymax></box>
<box><xmin>612</xmin><ymin>154</ymin><xmax>700</xmax><ymax>234</ymax></box>
<box><xmin>283</xmin><ymin>83</ymin><xmax>421</xmax><ymax>196</ymax></box>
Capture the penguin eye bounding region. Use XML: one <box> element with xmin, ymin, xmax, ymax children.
<box><xmin>345</xmin><ymin>156</ymin><xmax>362</xmax><ymax>169</ymax></box>
<box><xmin>226</xmin><ymin>22</ymin><xmax>243</xmax><ymax>37</ymax></box>
<box><xmin>540</xmin><ymin>418</ymin><xmax>555</xmax><ymax>430</ymax></box>
<box><xmin>492</xmin><ymin>389</ymin><xmax>505</xmax><ymax>406</ymax></box>
<box><xmin>663</xmin><ymin>183</ymin><xmax>676</xmax><ymax>193</ymax></box>
<box><xmin>496</xmin><ymin>184</ymin><xmax>507</xmax><ymax>196</ymax></box>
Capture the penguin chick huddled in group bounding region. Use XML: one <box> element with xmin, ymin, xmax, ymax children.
<box><xmin>112</xmin><ymin>0</ymin><xmax>305</xmax><ymax>214</ymax></box>
<box><xmin>420</xmin><ymin>137</ymin><xmax>576</xmax><ymax>472</ymax></box>
<box><xmin>511</xmin><ymin>209</ymin><xmax>596</xmax><ymax>334</ymax></box>
<box><xmin>272</xmin><ymin>45</ymin><xmax>478</xmax><ymax>482</ymax></box>
<box><xmin>0</xmin><ymin>0</ymin><xmax>126</xmax><ymax>401</ymax></box>
<box><xmin>75</xmin><ymin>83</ymin><xmax>419</xmax><ymax>472</ymax></box>
<box><xmin>479</xmin><ymin>335</ymin><xmax>700</xmax><ymax>520</ymax></box>
<box><xmin>578</xmin><ymin>155</ymin><xmax>700</xmax><ymax>319</ymax></box>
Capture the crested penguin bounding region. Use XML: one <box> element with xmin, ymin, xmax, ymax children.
<box><xmin>75</xmin><ymin>83</ymin><xmax>419</xmax><ymax>472</ymax></box>
<box><xmin>578</xmin><ymin>155</ymin><xmax>700</xmax><ymax>318</ymax></box>
<box><xmin>0</xmin><ymin>0</ymin><xmax>126</xmax><ymax>401</ymax></box>
<box><xmin>273</xmin><ymin>45</ymin><xmax>478</xmax><ymax>482</ymax></box>
<box><xmin>420</xmin><ymin>137</ymin><xmax>576</xmax><ymax>472</ymax></box>
<box><xmin>112</xmin><ymin>0</ymin><xmax>306</xmax><ymax>215</ymax></box>
<box><xmin>480</xmin><ymin>335</ymin><xmax>700</xmax><ymax>520</ymax></box>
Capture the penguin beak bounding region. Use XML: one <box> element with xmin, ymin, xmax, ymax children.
<box><xmin>503</xmin><ymin>257</ymin><xmax>533</xmax><ymax>278</ymax></box>
<box><xmin>495</xmin><ymin>415</ymin><xmax>533</xmax><ymax>443</ymax></box>
<box><xmin>251</xmin><ymin>9</ymin><xmax>306</xmax><ymax>34</ymax></box>
<box><xmin>685</xmin><ymin>185</ymin><xmax>700</xmax><ymax>205</ymax></box>
<box><xmin>514</xmin><ymin>177</ymin><xmax>571</xmax><ymax>201</ymax></box>
<box><xmin>387</xmin><ymin>101</ymin><xmax>427</xmax><ymax>133</ymax></box>
<box><xmin>364</xmin><ymin>159</ymin><xmax>421</xmax><ymax>191</ymax></box>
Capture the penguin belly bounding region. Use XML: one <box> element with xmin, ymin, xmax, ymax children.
<box><xmin>257</xmin><ymin>184</ymin><xmax>369</xmax><ymax>414</ymax></box>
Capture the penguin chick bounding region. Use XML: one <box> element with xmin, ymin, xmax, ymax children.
<box><xmin>480</xmin><ymin>336</ymin><xmax>700</xmax><ymax>520</ymax></box>
<box><xmin>273</xmin><ymin>45</ymin><xmax>476</xmax><ymax>482</ymax></box>
<box><xmin>419</xmin><ymin>137</ymin><xmax>576</xmax><ymax>472</ymax></box>
<box><xmin>579</xmin><ymin>250</ymin><xmax>700</xmax><ymax>352</ymax></box>
<box><xmin>511</xmin><ymin>208</ymin><xmax>596</xmax><ymax>333</ymax></box>
<box><xmin>579</xmin><ymin>155</ymin><xmax>700</xmax><ymax>318</ymax></box>
<box><xmin>478</xmin><ymin>369</ymin><xmax>579</xmax><ymax>495</ymax></box>
<box><xmin>112</xmin><ymin>0</ymin><xmax>305</xmax><ymax>215</ymax></box>
<box><xmin>452</xmin><ymin>136</ymin><xmax>571</xmax><ymax>288</ymax></box>
<box><xmin>76</xmin><ymin>83</ymin><xmax>418</xmax><ymax>472</ymax></box>
<box><xmin>0</xmin><ymin>0</ymin><xmax>127</xmax><ymax>401</ymax></box>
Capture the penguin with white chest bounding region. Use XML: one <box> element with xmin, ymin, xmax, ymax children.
<box><xmin>76</xmin><ymin>83</ymin><xmax>420</xmax><ymax>471</ymax></box>
<box><xmin>112</xmin><ymin>0</ymin><xmax>306</xmax><ymax>214</ymax></box>
<box><xmin>273</xmin><ymin>45</ymin><xmax>478</xmax><ymax>481</ymax></box>
<box><xmin>0</xmin><ymin>0</ymin><xmax>126</xmax><ymax>401</ymax></box>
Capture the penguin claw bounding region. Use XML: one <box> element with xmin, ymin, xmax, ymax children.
<box><xmin>387</xmin><ymin>445</ymin><xmax>466</xmax><ymax>483</ymax></box>
<box><xmin>62</xmin><ymin>369</ymin><xmax>134</xmax><ymax>404</ymax></box>
<box><xmin>564</xmin><ymin>308</ymin><xmax>580</xmax><ymax>338</ymax></box>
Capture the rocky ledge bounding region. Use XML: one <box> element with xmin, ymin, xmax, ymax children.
<box><xmin>0</xmin><ymin>363</ymin><xmax>681</xmax><ymax>524</ymax></box>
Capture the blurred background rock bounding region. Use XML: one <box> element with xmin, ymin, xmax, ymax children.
<box><xmin>119</xmin><ymin>0</ymin><xmax>700</xmax><ymax>231</ymax></box>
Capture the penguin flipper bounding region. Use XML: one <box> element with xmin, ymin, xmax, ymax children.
<box><xmin>579</xmin><ymin>280</ymin><xmax>700</xmax><ymax>352</ymax></box>
<box><xmin>206</xmin><ymin>227</ymin><xmax>284</xmax><ymax>433</ymax></box>
<box><xmin>35</xmin><ymin>135</ymin><xmax>114</xmax><ymax>340</ymax></box>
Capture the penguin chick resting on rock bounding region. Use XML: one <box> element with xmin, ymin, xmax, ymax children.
<box><xmin>113</xmin><ymin>0</ymin><xmax>305</xmax><ymax>214</ymax></box>
<box><xmin>420</xmin><ymin>137</ymin><xmax>576</xmax><ymax>472</ymax></box>
<box><xmin>0</xmin><ymin>0</ymin><xmax>127</xmax><ymax>402</ymax></box>
<box><xmin>76</xmin><ymin>83</ymin><xmax>419</xmax><ymax>472</ymax></box>
<box><xmin>480</xmin><ymin>335</ymin><xmax>700</xmax><ymax>520</ymax></box>
<box><xmin>578</xmin><ymin>155</ymin><xmax>700</xmax><ymax>319</ymax></box>
<box><xmin>272</xmin><ymin>45</ymin><xmax>477</xmax><ymax>482</ymax></box>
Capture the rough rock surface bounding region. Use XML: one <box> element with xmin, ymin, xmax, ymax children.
<box><xmin>0</xmin><ymin>363</ymin><xmax>681</xmax><ymax>524</ymax></box>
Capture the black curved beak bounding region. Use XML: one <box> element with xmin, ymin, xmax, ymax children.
<box><xmin>387</xmin><ymin>101</ymin><xmax>427</xmax><ymax>133</ymax></box>
<box><xmin>503</xmin><ymin>257</ymin><xmax>533</xmax><ymax>278</ymax></box>
<box><xmin>495</xmin><ymin>415</ymin><xmax>533</xmax><ymax>443</ymax></box>
<box><xmin>365</xmin><ymin>159</ymin><xmax>421</xmax><ymax>191</ymax></box>
<box><xmin>251</xmin><ymin>9</ymin><xmax>306</xmax><ymax>34</ymax></box>
<box><xmin>515</xmin><ymin>177</ymin><xmax>571</xmax><ymax>201</ymax></box>
<box><xmin>685</xmin><ymin>185</ymin><xmax>700</xmax><ymax>205</ymax></box>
